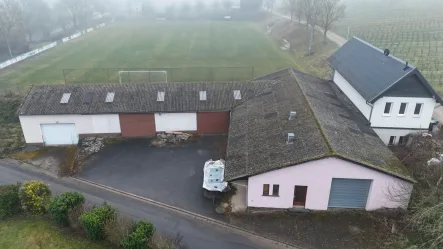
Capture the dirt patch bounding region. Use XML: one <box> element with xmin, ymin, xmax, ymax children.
<box><xmin>228</xmin><ymin>210</ymin><xmax>403</xmax><ymax>249</ymax></box>
<box><xmin>151</xmin><ymin>132</ymin><xmax>196</xmax><ymax>147</ymax></box>
<box><xmin>12</xmin><ymin>146</ymin><xmax>77</xmax><ymax>176</ymax></box>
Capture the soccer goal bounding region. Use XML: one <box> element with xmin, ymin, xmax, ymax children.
<box><xmin>118</xmin><ymin>71</ymin><xmax>168</xmax><ymax>83</ymax></box>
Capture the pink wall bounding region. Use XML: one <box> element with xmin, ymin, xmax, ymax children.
<box><xmin>247</xmin><ymin>157</ymin><xmax>412</xmax><ymax>210</ymax></box>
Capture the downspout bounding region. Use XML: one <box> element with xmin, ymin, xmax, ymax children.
<box><xmin>367</xmin><ymin>101</ymin><xmax>374</xmax><ymax>126</ymax></box>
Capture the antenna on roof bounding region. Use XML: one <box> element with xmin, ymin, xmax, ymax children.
<box><xmin>403</xmin><ymin>61</ymin><xmax>409</xmax><ymax>71</ymax></box>
<box><xmin>383</xmin><ymin>49</ymin><xmax>390</xmax><ymax>56</ymax></box>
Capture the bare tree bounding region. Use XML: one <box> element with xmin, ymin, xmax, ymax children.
<box><xmin>318</xmin><ymin>0</ymin><xmax>345</xmax><ymax>43</ymax></box>
<box><xmin>0</xmin><ymin>0</ymin><xmax>22</xmax><ymax>58</ymax></box>
<box><xmin>301</xmin><ymin>0</ymin><xmax>321</xmax><ymax>28</ymax></box>
<box><xmin>285</xmin><ymin>0</ymin><xmax>297</xmax><ymax>21</ymax></box>
<box><xmin>60</xmin><ymin>0</ymin><xmax>89</xmax><ymax>28</ymax></box>
<box><xmin>294</xmin><ymin>0</ymin><xmax>303</xmax><ymax>24</ymax></box>
<box><xmin>264</xmin><ymin>0</ymin><xmax>275</xmax><ymax>12</ymax></box>
<box><xmin>21</xmin><ymin>0</ymin><xmax>52</xmax><ymax>41</ymax></box>
<box><xmin>92</xmin><ymin>0</ymin><xmax>107</xmax><ymax>18</ymax></box>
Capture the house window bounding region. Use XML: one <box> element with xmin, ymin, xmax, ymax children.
<box><xmin>388</xmin><ymin>136</ymin><xmax>396</xmax><ymax>146</ymax></box>
<box><xmin>384</xmin><ymin>102</ymin><xmax>393</xmax><ymax>115</ymax></box>
<box><xmin>263</xmin><ymin>184</ymin><xmax>270</xmax><ymax>196</ymax></box>
<box><xmin>272</xmin><ymin>185</ymin><xmax>280</xmax><ymax>196</ymax></box>
<box><xmin>399</xmin><ymin>103</ymin><xmax>408</xmax><ymax>115</ymax></box>
<box><xmin>398</xmin><ymin>136</ymin><xmax>406</xmax><ymax>145</ymax></box>
<box><xmin>414</xmin><ymin>103</ymin><xmax>423</xmax><ymax>116</ymax></box>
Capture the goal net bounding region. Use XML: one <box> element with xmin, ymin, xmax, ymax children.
<box><xmin>118</xmin><ymin>71</ymin><xmax>168</xmax><ymax>83</ymax></box>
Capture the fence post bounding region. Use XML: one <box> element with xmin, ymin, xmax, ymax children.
<box><xmin>107</xmin><ymin>69</ymin><xmax>110</xmax><ymax>82</ymax></box>
<box><xmin>251</xmin><ymin>67</ymin><xmax>255</xmax><ymax>80</ymax></box>
<box><xmin>62</xmin><ymin>69</ymin><xmax>67</xmax><ymax>84</ymax></box>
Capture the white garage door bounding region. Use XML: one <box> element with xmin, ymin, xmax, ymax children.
<box><xmin>41</xmin><ymin>124</ymin><xmax>78</xmax><ymax>145</ymax></box>
<box><xmin>154</xmin><ymin>113</ymin><xmax>197</xmax><ymax>132</ymax></box>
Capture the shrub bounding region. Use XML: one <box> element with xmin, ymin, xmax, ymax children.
<box><xmin>0</xmin><ymin>183</ymin><xmax>22</xmax><ymax>219</ymax></box>
<box><xmin>121</xmin><ymin>221</ymin><xmax>156</xmax><ymax>249</ymax></box>
<box><xmin>49</xmin><ymin>192</ymin><xmax>85</xmax><ymax>226</ymax></box>
<box><xmin>80</xmin><ymin>203</ymin><xmax>115</xmax><ymax>240</ymax></box>
<box><xmin>104</xmin><ymin>212</ymin><xmax>137</xmax><ymax>246</ymax></box>
<box><xmin>19</xmin><ymin>181</ymin><xmax>51</xmax><ymax>215</ymax></box>
<box><xmin>149</xmin><ymin>233</ymin><xmax>189</xmax><ymax>249</ymax></box>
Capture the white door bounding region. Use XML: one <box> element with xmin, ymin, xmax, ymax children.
<box><xmin>40</xmin><ymin>124</ymin><xmax>79</xmax><ymax>145</ymax></box>
<box><xmin>154</xmin><ymin>113</ymin><xmax>197</xmax><ymax>132</ymax></box>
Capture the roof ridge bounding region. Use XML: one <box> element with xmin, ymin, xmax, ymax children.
<box><xmin>352</xmin><ymin>36</ymin><xmax>416</xmax><ymax>68</ymax></box>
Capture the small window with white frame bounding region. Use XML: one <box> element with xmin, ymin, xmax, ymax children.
<box><xmin>388</xmin><ymin>136</ymin><xmax>396</xmax><ymax>146</ymax></box>
<box><xmin>398</xmin><ymin>103</ymin><xmax>408</xmax><ymax>116</ymax></box>
<box><xmin>414</xmin><ymin>103</ymin><xmax>423</xmax><ymax>116</ymax></box>
<box><xmin>384</xmin><ymin>102</ymin><xmax>393</xmax><ymax>115</ymax></box>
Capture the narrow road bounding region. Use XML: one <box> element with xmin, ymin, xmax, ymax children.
<box><xmin>271</xmin><ymin>12</ymin><xmax>347</xmax><ymax>46</ymax></box>
<box><xmin>0</xmin><ymin>161</ymin><xmax>291</xmax><ymax>249</ymax></box>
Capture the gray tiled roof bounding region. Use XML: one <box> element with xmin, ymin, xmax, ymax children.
<box><xmin>19</xmin><ymin>81</ymin><xmax>274</xmax><ymax>115</ymax></box>
<box><xmin>328</xmin><ymin>37</ymin><xmax>415</xmax><ymax>102</ymax></box>
<box><xmin>225</xmin><ymin>69</ymin><xmax>413</xmax><ymax>182</ymax></box>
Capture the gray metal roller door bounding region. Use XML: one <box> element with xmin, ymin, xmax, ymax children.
<box><xmin>328</xmin><ymin>178</ymin><xmax>372</xmax><ymax>209</ymax></box>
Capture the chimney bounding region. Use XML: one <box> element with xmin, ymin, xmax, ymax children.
<box><xmin>289</xmin><ymin>111</ymin><xmax>296</xmax><ymax>120</ymax></box>
<box><xmin>403</xmin><ymin>61</ymin><xmax>409</xmax><ymax>71</ymax></box>
<box><xmin>287</xmin><ymin>133</ymin><xmax>295</xmax><ymax>144</ymax></box>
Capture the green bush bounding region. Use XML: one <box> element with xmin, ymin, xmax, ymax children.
<box><xmin>104</xmin><ymin>212</ymin><xmax>137</xmax><ymax>246</ymax></box>
<box><xmin>121</xmin><ymin>221</ymin><xmax>156</xmax><ymax>249</ymax></box>
<box><xmin>0</xmin><ymin>183</ymin><xmax>22</xmax><ymax>219</ymax></box>
<box><xmin>80</xmin><ymin>203</ymin><xmax>115</xmax><ymax>240</ymax></box>
<box><xmin>19</xmin><ymin>181</ymin><xmax>51</xmax><ymax>215</ymax></box>
<box><xmin>49</xmin><ymin>192</ymin><xmax>85</xmax><ymax>226</ymax></box>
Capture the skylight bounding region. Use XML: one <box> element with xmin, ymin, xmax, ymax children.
<box><xmin>199</xmin><ymin>91</ymin><xmax>207</xmax><ymax>101</ymax></box>
<box><xmin>233</xmin><ymin>90</ymin><xmax>241</xmax><ymax>100</ymax></box>
<box><xmin>105</xmin><ymin>92</ymin><xmax>115</xmax><ymax>103</ymax></box>
<box><xmin>60</xmin><ymin>93</ymin><xmax>71</xmax><ymax>104</ymax></box>
<box><xmin>83</xmin><ymin>92</ymin><xmax>93</xmax><ymax>104</ymax></box>
<box><xmin>157</xmin><ymin>91</ymin><xmax>165</xmax><ymax>102</ymax></box>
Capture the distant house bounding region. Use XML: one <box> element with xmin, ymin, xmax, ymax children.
<box><xmin>328</xmin><ymin>37</ymin><xmax>442</xmax><ymax>145</ymax></box>
<box><xmin>18</xmin><ymin>68</ymin><xmax>414</xmax><ymax>211</ymax></box>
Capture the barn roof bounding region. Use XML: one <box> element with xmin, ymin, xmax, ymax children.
<box><xmin>19</xmin><ymin>81</ymin><xmax>274</xmax><ymax>115</ymax></box>
<box><xmin>327</xmin><ymin>37</ymin><xmax>441</xmax><ymax>103</ymax></box>
<box><xmin>225</xmin><ymin>69</ymin><xmax>413</xmax><ymax>182</ymax></box>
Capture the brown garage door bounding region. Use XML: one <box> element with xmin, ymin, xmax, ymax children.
<box><xmin>197</xmin><ymin>112</ymin><xmax>230</xmax><ymax>134</ymax></box>
<box><xmin>119</xmin><ymin>114</ymin><xmax>156</xmax><ymax>137</ymax></box>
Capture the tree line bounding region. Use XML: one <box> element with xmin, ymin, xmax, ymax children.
<box><xmin>0</xmin><ymin>0</ymin><xmax>112</xmax><ymax>59</ymax></box>
<box><xmin>265</xmin><ymin>0</ymin><xmax>346</xmax><ymax>43</ymax></box>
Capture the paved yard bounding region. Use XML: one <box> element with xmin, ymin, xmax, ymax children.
<box><xmin>79</xmin><ymin>136</ymin><xmax>227</xmax><ymax>217</ymax></box>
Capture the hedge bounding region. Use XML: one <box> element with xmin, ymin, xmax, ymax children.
<box><xmin>121</xmin><ymin>221</ymin><xmax>156</xmax><ymax>249</ymax></box>
<box><xmin>49</xmin><ymin>192</ymin><xmax>85</xmax><ymax>226</ymax></box>
<box><xmin>80</xmin><ymin>203</ymin><xmax>115</xmax><ymax>240</ymax></box>
<box><xmin>0</xmin><ymin>183</ymin><xmax>21</xmax><ymax>219</ymax></box>
<box><xmin>19</xmin><ymin>181</ymin><xmax>51</xmax><ymax>215</ymax></box>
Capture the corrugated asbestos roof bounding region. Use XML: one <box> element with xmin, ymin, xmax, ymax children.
<box><xmin>19</xmin><ymin>81</ymin><xmax>274</xmax><ymax>115</ymax></box>
<box><xmin>225</xmin><ymin>69</ymin><xmax>413</xmax><ymax>182</ymax></box>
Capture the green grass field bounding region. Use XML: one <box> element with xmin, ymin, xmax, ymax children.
<box><xmin>0</xmin><ymin>20</ymin><xmax>314</xmax><ymax>93</ymax></box>
<box><xmin>0</xmin><ymin>217</ymin><xmax>107</xmax><ymax>249</ymax></box>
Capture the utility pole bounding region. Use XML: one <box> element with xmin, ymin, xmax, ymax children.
<box><xmin>347</xmin><ymin>25</ymin><xmax>351</xmax><ymax>40</ymax></box>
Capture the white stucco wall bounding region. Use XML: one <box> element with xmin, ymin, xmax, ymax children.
<box><xmin>154</xmin><ymin>113</ymin><xmax>197</xmax><ymax>132</ymax></box>
<box><xmin>333</xmin><ymin>70</ymin><xmax>372</xmax><ymax>119</ymax></box>
<box><xmin>19</xmin><ymin>114</ymin><xmax>121</xmax><ymax>144</ymax></box>
<box><xmin>370</xmin><ymin>96</ymin><xmax>436</xmax><ymax>129</ymax></box>
<box><xmin>373</xmin><ymin>128</ymin><xmax>423</xmax><ymax>145</ymax></box>
<box><xmin>247</xmin><ymin>157</ymin><xmax>412</xmax><ymax>211</ymax></box>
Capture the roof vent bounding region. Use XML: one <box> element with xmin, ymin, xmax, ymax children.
<box><xmin>157</xmin><ymin>91</ymin><xmax>165</xmax><ymax>102</ymax></box>
<box><xmin>287</xmin><ymin>133</ymin><xmax>295</xmax><ymax>144</ymax></box>
<box><xmin>83</xmin><ymin>92</ymin><xmax>93</xmax><ymax>104</ymax></box>
<box><xmin>403</xmin><ymin>61</ymin><xmax>409</xmax><ymax>71</ymax></box>
<box><xmin>105</xmin><ymin>92</ymin><xmax>115</xmax><ymax>103</ymax></box>
<box><xmin>233</xmin><ymin>90</ymin><xmax>241</xmax><ymax>100</ymax></box>
<box><xmin>289</xmin><ymin>111</ymin><xmax>296</xmax><ymax>120</ymax></box>
<box><xmin>60</xmin><ymin>93</ymin><xmax>71</xmax><ymax>104</ymax></box>
<box><xmin>199</xmin><ymin>91</ymin><xmax>207</xmax><ymax>101</ymax></box>
<box><xmin>384</xmin><ymin>49</ymin><xmax>390</xmax><ymax>56</ymax></box>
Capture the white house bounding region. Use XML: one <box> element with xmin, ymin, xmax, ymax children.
<box><xmin>328</xmin><ymin>37</ymin><xmax>442</xmax><ymax>145</ymax></box>
<box><xmin>225</xmin><ymin>69</ymin><xmax>414</xmax><ymax>211</ymax></box>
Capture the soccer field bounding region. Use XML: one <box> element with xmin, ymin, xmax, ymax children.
<box><xmin>0</xmin><ymin>21</ymin><xmax>302</xmax><ymax>92</ymax></box>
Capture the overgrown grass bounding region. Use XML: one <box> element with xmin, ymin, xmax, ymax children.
<box><xmin>0</xmin><ymin>216</ymin><xmax>109</xmax><ymax>249</ymax></box>
<box><xmin>0</xmin><ymin>99</ymin><xmax>24</xmax><ymax>158</ymax></box>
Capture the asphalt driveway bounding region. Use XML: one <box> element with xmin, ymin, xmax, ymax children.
<box><xmin>79</xmin><ymin>136</ymin><xmax>227</xmax><ymax>217</ymax></box>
